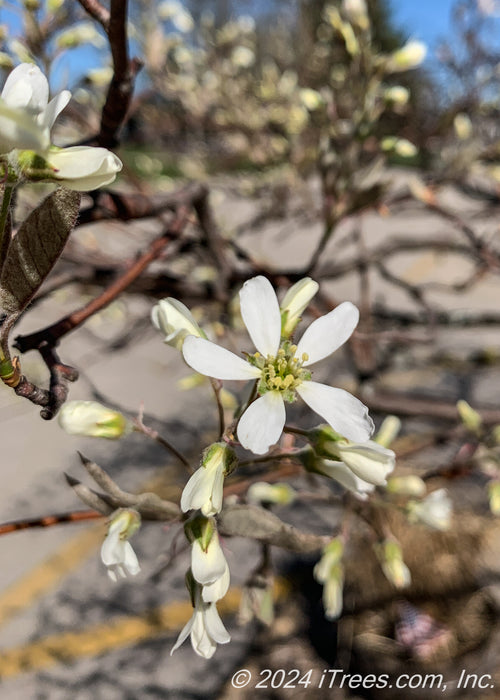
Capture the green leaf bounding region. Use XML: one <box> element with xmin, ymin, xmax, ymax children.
<box><xmin>0</xmin><ymin>188</ymin><xmax>80</xmax><ymax>314</ymax></box>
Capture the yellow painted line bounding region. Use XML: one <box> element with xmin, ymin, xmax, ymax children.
<box><xmin>0</xmin><ymin>524</ymin><xmax>105</xmax><ymax>629</ymax></box>
<box><xmin>0</xmin><ymin>581</ymin><xmax>290</xmax><ymax>680</ymax></box>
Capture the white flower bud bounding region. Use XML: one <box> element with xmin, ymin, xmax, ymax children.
<box><xmin>453</xmin><ymin>113</ymin><xmax>472</xmax><ymax>140</ymax></box>
<box><xmin>280</xmin><ymin>278</ymin><xmax>319</xmax><ymax>338</ymax></box>
<box><xmin>383</xmin><ymin>85</ymin><xmax>409</xmax><ymax>106</ymax></box>
<box><xmin>246</xmin><ymin>481</ymin><xmax>296</xmax><ymax>506</ymax></box>
<box><xmin>313</xmin><ymin>539</ymin><xmax>344</xmax><ymax>620</ymax></box>
<box><xmin>151</xmin><ymin>298</ymin><xmax>204</xmax><ymax>350</ymax></box>
<box><xmin>181</xmin><ymin>443</ymin><xmax>237</xmax><ymax>517</ymax></box>
<box><xmin>376</xmin><ymin>539</ymin><xmax>411</xmax><ymax>589</ymax></box>
<box><xmin>388</xmin><ymin>40</ymin><xmax>427</xmax><ymax>72</ymax></box>
<box><xmin>58</xmin><ymin>400</ymin><xmax>130</xmax><ymax>439</ymax></box>
<box><xmin>101</xmin><ymin>509</ymin><xmax>141</xmax><ymax>582</ymax></box>
<box><xmin>342</xmin><ymin>0</ymin><xmax>369</xmax><ymax>30</ymax></box>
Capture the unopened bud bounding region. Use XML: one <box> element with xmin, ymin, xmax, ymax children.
<box><xmin>457</xmin><ymin>399</ymin><xmax>482</xmax><ymax>435</ymax></box>
<box><xmin>374</xmin><ymin>415</ymin><xmax>401</xmax><ymax>447</ymax></box>
<box><xmin>247</xmin><ymin>481</ymin><xmax>296</xmax><ymax>506</ymax></box>
<box><xmin>58</xmin><ymin>400</ymin><xmax>130</xmax><ymax>439</ymax></box>
<box><xmin>280</xmin><ymin>278</ymin><xmax>319</xmax><ymax>337</ymax></box>
<box><xmin>386</xmin><ymin>475</ymin><xmax>426</xmax><ymax>498</ymax></box>
<box><xmin>376</xmin><ymin>539</ymin><xmax>411</xmax><ymax>589</ymax></box>
<box><xmin>388</xmin><ymin>41</ymin><xmax>427</xmax><ymax>72</ymax></box>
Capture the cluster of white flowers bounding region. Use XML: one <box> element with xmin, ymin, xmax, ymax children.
<box><xmin>0</xmin><ymin>63</ymin><xmax>122</xmax><ymax>190</ymax></box>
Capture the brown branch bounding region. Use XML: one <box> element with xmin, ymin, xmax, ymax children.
<box><xmin>76</xmin><ymin>0</ymin><xmax>110</xmax><ymax>30</ymax></box>
<box><xmin>0</xmin><ymin>508</ymin><xmax>103</xmax><ymax>536</ymax></box>
<box><xmin>362</xmin><ymin>389</ymin><xmax>500</xmax><ymax>424</ymax></box>
<box><xmin>14</xmin><ymin>206</ymin><xmax>190</xmax><ymax>355</ymax></box>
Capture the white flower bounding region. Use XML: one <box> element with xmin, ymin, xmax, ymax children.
<box><xmin>191</xmin><ymin>530</ymin><xmax>230</xmax><ymax>603</ymax></box>
<box><xmin>182</xmin><ymin>276</ymin><xmax>373</xmax><ymax>455</ymax></box>
<box><xmin>0</xmin><ymin>63</ymin><xmax>122</xmax><ymax>190</ymax></box>
<box><xmin>181</xmin><ymin>443</ymin><xmax>236</xmax><ymax>516</ymax></box>
<box><xmin>408</xmin><ymin>489</ymin><xmax>452</xmax><ymax>531</ymax></box>
<box><xmin>151</xmin><ymin>297</ymin><xmax>204</xmax><ymax>350</ymax></box>
<box><xmin>101</xmin><ymin>509</ymin><xmax>141</xmax><ymax>582</ymax></box>
<box><xmin>171</xmin><ymin>587</ymin><xmax>230</xmax><ymax>659</ymax></box>
<box><xmin>0</xmin><ymin>62</ymin><xmax>69</xmax><ymax>154</ymax></box>
<box><xmin>46</xmin><ymin>146</ymin><xmax>122</xmax><ymax>190</ymax></box>
<box><xmin>58</xmin><ymin>400</ymin><xmax>130</xmax><ymax>439</ymax></box>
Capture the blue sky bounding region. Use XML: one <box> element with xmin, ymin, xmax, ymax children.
<box><xmin>390</xmin><ymin>0</ymin><xmax>456</xmax><ymax>49</ymax></box>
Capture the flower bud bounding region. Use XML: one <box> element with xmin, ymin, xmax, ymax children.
<box><xmin>280</xmin><ymin>278</ymin><xmax>319</xmax><ymax>337</ymax></box>
<box><xmin>407</xmin><ymin>489</ymin><xmax>452</xmax><ymax>530</ymax></box>
<box><xmin>457</xmin><ymin>399</ymin><xmax>482</xmax><ymax>435</ymax></box>
<box><xmin>383</xmin><ymin>85</ymin><xmax>409</xmax><ymax>106</ymax></box>
<box><xmin>386</xmin><ymin>475</ymin><xmax>426</xmax><ymax>498</ymax></box>
<box><xmin>314</xmin><ymin>539</ymin><xmax>344</xmax><ymax>620</ymax></box>
<box><xmin>488</xmin><ymin>480</ymin><xmax>500</xmax><ymax>516</ymax></box>
<box><xmin>388</xmin><ymin>41</ymin><xmax>427</xmax><ymax>72</ymax></box>
<box><xmin>299</xmin><ymin>89</ymin><xmax>323</xmax><ymax>111</ymax></box>
<box><xmin>101</xmin><ymin>509</ymin><xmax>141</xmax><ymax>581</ymax></box>
<box><xmin>453</xmin><ymin>113</ymin><xmax>472</xmax><ymax>140</ymax></box>
<box><xmin>342</xmin><ymin>0</ymin><xmax>369</xmax><ymax>30</ymax></box>
<box><xmin>246</xmin><ymin>481</ymin><xmax>296</xmax><ymax>506</ymax></box>
<box><xmin>374</xmin><ymin>415</ymin><xmax>401</xmax><ymax>447</ymax></box>
<box><xmin>151</xmin><ymin>298</ymin><xmax>204</xmax><ymax>350</ymax></box>
<box><xmin>375</xmin><ymin>539</ymin><xmax>411</xmax><ymax>589</ymax></box>
<box><xmin>181</xmin><ymin>443</ymin><xmax>237</xmax><ymax>516</ymax></box>
<box><xmin>58</xmin><ymin>400</ymin><xmax>130</xmax><ymax>439</ymax></box>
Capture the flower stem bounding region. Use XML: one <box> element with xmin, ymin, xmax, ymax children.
<box><xmin>209</xmin><ymin>378</ymin><xmax>225</xmax><ymax>438</ymax></box>
<box><xmin>132</xmin><ymin>420</ymin><xmax>192</xmax><ymax>472</ymax></box>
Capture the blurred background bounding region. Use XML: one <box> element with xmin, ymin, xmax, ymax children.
<box><xmin>1</xmin><ymin>1</ymin><xmax>500</xmax><ymax>698</ymax></box>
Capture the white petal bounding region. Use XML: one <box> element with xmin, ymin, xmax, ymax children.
<box><xmin>107</xmin><ymin>568</ymin><xmax>118</xmax><ymax>582</ymax></box>
<box><xmin>42</xmin><ymin>89</ymin><xmax>71</xmax><ymax>129</ymax></box>
<box><xmin>182</xmin><ymin>336</ymin><xmax>261</xmax><ymax>380</ymax></box>
<box><xmin>239</xmin><ymin>276</ymin><xmax>281</xmax><ymax>356</ymax></box>
<box><xmin>180</xmin><ymin>467</ymin><xmax>213</xmax><ymax>513</ymax></box>
<box><xmin>123</xmin><ymin>542</ymin><xmax>141</xmax><ymax>576</ymax></box>
<box><xmin>48</xmin><ymin>146</ymin><xmax>122</xmax><ymax>190</ymax></box>
<box><xmin>296</xmin><ymin>381</ymin><xmax>374</xmax><ymax>442</ymax></box>
<box><xmin>191</xmin><ymin>537</ymin><xmax>227</xmax><ymax>584</ymax></box>
<box><xmin>237</xmin><ymin>391</ymin><xmax>286</xmax><ymax>454</ymax></box>
<box><xmin>297</xmin><ymin>302</ymin><xmax>359</xmax><ymax>366</ymax></box>
<box><xmin>0</xmin><ymin>100</ymin><xmax>50</xmax><ymax>152</ymax></box>
<box><xmin>336</xmin><ymin>441</ymin><xmax>395</xmax><ymax>486</ymax></box>
<box><xmin>320</xmin><ymin>460</ymin><xmax>375</xmax><ymax>497</ymax></box>
<box><xmin>191</xmin><ymin>611</ymin><xmax>217</xmax><ymax>658</ymax></box>
<box><xmin>170</xmin><ymin>613</ymin><xmax>195</xmax><ymax>655</ymax></box>
<box><xmin>2</xmin><ymin>63</ymin><xmax>49</xmax><ymax>113</ymax></box>
<box><xmin>202</xmin><ymin>564</ymin><xmax>230</xmax><ymax>602</ymax></box>
<box><xmin>203</xmin><ymin>604</ymin><xmax>231</xmax><ymax>644</ymax></box>
<box><xmin>100</xmin><ymin>528</ymin><xmax>121</xmax><ymax>566</ymax></box>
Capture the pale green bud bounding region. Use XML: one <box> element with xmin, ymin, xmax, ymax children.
<box><xmin>56</xmin><ymin>22</ymin><xmax>105</xmax><ymax>49</ymax></box>
<box><xmin>382</xmin><ymin>137</ymin><xmax>417</xmax><ymax>158</ymax></box>
<box><xmin>457</xmin><ymin>399</ymin><xmax>482</xmax><ymax>435</ymax></box>
<box><xmin>375</xmin><ymin>539</ymin><xmax>411</xmax><ymax>589</ymax></box>
<box><xmin>184</xmin><ymin>514</ymin><xmax>215</xmax><ymax>549</ymax></box>
<box><xmin>386</xmin><ymin>475</ymin><xmax>426</xmax><ymax>498</ymax></box>
<box><xmin>314</xmin><ymin>539</ymin><xmax>344</xmax><ymax>620</ymax></box>
<box><xmin>374</xmin><ymin>415</ymin><xmax>401</xmax><ymax>447</ymax></box>
<box><xmin>488</xmin><ymin>480</ymin><xmax>500</xmax><ymax>516</ymax></box>
<box><xmin>58</xmin><ymin>400</ymin><xmax>130</xmax><ymax>439</ymax></box>
<box><xmin>342</xmin><ymin>0</ymin><xmax>369</xmax><ymax>30</ymax></box>
<box><xmin>453</xmin><ymin>113</ymin><xmax>472</xmax><ymax>140</ymax></box>
<box><xmin>299</xmin><ymin>89</ymin><xmax>323</xmax><ymax>111</ymax></box>
<box><xmin>280</xmin><ymin>278</ymin><xmax>319</xmax><ymax>337</ymax></box>
<box><xmin>388</xmin><ymin>41</ymin><xmax>427</xmax><ymax>72</ymax></box>
<box><xmin>383</xmin><ymin>85</ymin><xmax>409</xmax><ymax>106</ymax></box>
<box><xmin>246</xmin><ymin>482</ymin><xmax>296</xmax><ymax>506</ymax></box>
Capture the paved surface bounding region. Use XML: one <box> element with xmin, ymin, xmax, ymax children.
<box><xmin>0</xmin><ymin>171</ymin><xmax>500</xmax><ymax>698</ymax></box>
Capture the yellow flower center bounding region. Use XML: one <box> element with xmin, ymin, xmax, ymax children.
<box><xmin>247</xmin><ymin>341</ymin><xmax>311</xmax><ymax>402</ymax></box>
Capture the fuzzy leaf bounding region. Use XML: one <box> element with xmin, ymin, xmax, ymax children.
<box><xmin>0</xmin><ymin>188</ymin><xmax>80</xmax><ymax>313</ymax></box>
